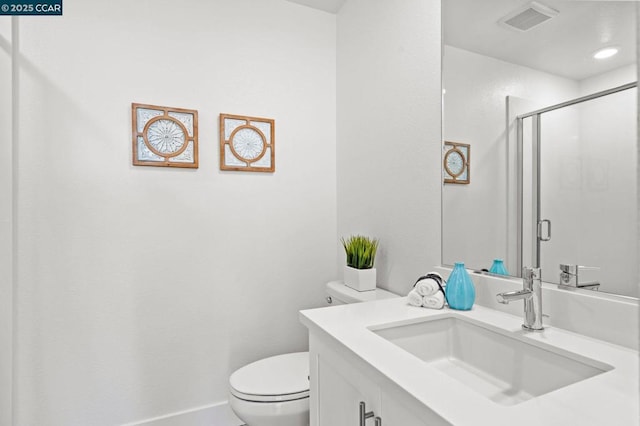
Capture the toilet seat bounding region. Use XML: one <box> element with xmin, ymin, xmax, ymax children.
<box><xmin>229</xmin><ymin>352</ymin><xmax>309</xmax><ymax>403</ymax></box>
<box><xmin>230</xmin><ymin>388</ymin><xmax>309</xmax><ymax>403</ymax></box>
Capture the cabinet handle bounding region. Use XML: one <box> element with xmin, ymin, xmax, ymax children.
<box><xmin>375</xmin><ymin>416</ymin><xmax>382</xmax><ymax>426</ymax></box>
<box><xmin>359</xmin><ymin>401</ymin><xmax>374</xmax><ymax>426</ymax></box>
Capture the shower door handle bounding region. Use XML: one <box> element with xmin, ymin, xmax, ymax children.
<box><xmin>538</xmin><ymin>219</ymin><xmax>551</xmax><ymax>241</ymax></box>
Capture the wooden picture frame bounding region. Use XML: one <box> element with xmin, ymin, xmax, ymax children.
<box><xmin>132</xmin><ymin>103</ymin><xmax>199</xmax><ymax>168</ymax></box>
<box><xmin>443</xmin><ymin>141</ymin><xmax>470</xmax><ymax>184</ymax></box>
<box><xmin>220</xmin><ymin>113</ymin><xmax>275</xmax><ymax>173</ymax></box>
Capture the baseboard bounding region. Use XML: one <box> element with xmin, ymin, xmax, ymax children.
<box><xmin>122</xmin><ymin>400</ymin><xmax>244</xmax><ymax>426</ymax></box>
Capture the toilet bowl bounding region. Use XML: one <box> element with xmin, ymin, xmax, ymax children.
<box><xmin>228</xmin><ymin>281</ymin><xmax>399</xmax><ymax>426</ymax></box>
<box><xmin>229</xmin><ymin>352</ymin><xmax>309</xmax><ymax>426</ymax></box>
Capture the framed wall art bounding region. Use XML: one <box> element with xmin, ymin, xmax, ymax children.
<box><xmin>132</xmin><ymin>103</ymin><xmax>199</xmax><ymax>168</ymax></box>
<box><xmin>220</xmin><ymin>113</ymin><xmax>275</xmax><ymax>173</ymax></box>
<box><xmin>443</xmin><ymin>141</ymin><xmax>470</xmax><ymax>184</ymax></box>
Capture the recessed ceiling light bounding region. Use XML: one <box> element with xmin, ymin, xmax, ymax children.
<box><xmin>593</xmin><ymin>47</ymin><xmax>619</xmax><ymax>60</ymax></box>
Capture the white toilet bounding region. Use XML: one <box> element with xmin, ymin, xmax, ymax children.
<box><xmin>228</xmin><ymin>281</ymin><xmax>398</xmax><ymax>426</ymax></box>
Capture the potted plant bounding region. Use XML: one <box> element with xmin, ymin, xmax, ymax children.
<box><xmin>341</xmin><ymin>235</ymin><xmax>379</xmax><ymax>292</ymax></box>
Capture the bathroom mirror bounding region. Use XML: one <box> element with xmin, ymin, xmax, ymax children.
<box><xmin>442</xmin><ymin>0</ymin><xmax>638</xmax><ymax>298</ymax></box>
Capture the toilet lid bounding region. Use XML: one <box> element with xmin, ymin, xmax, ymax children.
<box><xmin>230</xmin><ymin>352</ymin><xmax>310</xmax><ymax>402</ymax></box>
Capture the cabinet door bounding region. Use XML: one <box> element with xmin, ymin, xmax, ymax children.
<box><xmin>380</xmin><ymin>388</ymin><xmax>450</xmax><ymax>426</ymax></box>
<box><xmin>317</xmin><ymin>355</ymin><xmax>380</xmax><ymax>426</ymax></box>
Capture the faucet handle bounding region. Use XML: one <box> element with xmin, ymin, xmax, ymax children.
<box><xmin>559</xmin><ymin>264</ymin><xmax>577</xmax><ymax>274</ymax></box>
<box><xmin>522</xmin><ymin>267</ymin><xmax>540</xmax><ymax>280</ymax></box>
<box><xmin>559</xmin><ymin>264</ymin><xmax>600</xmax><ymax>290</ymax></box>
<box><xmin>560</xmin><ymin>264</ymin><xmax>599</xmax><ymax>274</ymax></box>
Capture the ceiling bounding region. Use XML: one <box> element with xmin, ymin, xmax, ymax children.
<box><xmin>285</xmin><ymin>0</ymin><xmax>346</xmax><ymax>13</ymax></box>
<box><xmin>285</xmin><ymin>0</ymin><xmax>635</xmax><ymax>81</ymax></box>
<box><xmin>444</xmin><ymin>0</ymin><xmax>636</xmax><ymax>81</ymax></box>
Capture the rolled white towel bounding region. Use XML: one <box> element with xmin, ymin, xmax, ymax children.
<box><xmin>415</xmin><ymin>278</ymin><xmax>440</xmax><ymax>297</ymax></box>
<box><xmin>407</xmin><ymin>289</ymin><xmax>423</xmax><ymax>307</ymax></box>
<box><xmin>422</xmin><ymin>291</ymin><xmax>445</xmax><ymax>309</ymax></box>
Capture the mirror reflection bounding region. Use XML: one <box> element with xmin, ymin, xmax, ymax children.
<box><xmin>442</xmin><ymin>0</ymin><xmax>638</xmax><ymax>298</ymax></box>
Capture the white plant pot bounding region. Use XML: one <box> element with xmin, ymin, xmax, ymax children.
<box><xmin>343</xmin><ymin>266</ymin><xmax>376</xmax><ymax>292</ymax></box>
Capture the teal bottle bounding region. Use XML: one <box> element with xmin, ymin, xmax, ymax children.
<box><xmin>445</xmin><ymin>262</ymin><xmax>475</xmax><ymax>310</ymax></box>
<box><xmin>489</xmin><ymin>259</ymin><xmax>509</xmax><ymax>276</ymax></box>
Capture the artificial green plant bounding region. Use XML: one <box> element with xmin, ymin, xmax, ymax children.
<box><xmin>341</xmin><ymin>235</ymin><xmax>379</xmax><ymax>270</ymax></box>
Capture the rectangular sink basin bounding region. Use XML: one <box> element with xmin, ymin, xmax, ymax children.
<box><xmin>370</xmin><ymin>316</ymin><xmax>612</xmax><ymax>406</ymax></box>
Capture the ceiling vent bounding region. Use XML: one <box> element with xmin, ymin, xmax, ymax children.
<box><xmin>499</xmin><ymin>1</ymin><xmax>559</xmax><ymax>32</ymax></box>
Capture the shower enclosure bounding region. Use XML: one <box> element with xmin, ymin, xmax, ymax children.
<box><xmin>516</xmin><ymin>82</ymin><xmax>638</xmax><ymax>297</ymax></box>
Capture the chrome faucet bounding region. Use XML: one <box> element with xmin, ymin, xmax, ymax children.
<box><xmin>496</xmin><ymin>267</ymin><xmax>544</xmax><ymax>331</ymax></box>
<box><xmin>559</xmin><ymin>264</ymin><xmax>600</xmax><ymax>290</ymax></box>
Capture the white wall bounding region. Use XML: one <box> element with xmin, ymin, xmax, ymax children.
<box><xmin>0</xmin><ymin>16</ymin><xmax>13</xmax><ymax>426</ymax></box>
<box><xmin>442</xmin><ymin>45</ymin><xmax>579</xmax><ymax>273</ymax></box>
<box><xmin>579</xmin><ymin>63</ymin><xmax>636</xmax><ymax>95</ymax></box>
<box><xmin>336</xmin><ymin>0</ymin><xmax>442</xmax><ymax>296</ymax></box>
<box><xmin>12</xmin><ymin>1</ymin><xmax>336</xmax><ymax>425</ymax></box>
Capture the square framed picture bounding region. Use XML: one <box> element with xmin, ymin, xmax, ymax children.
<box><xmin>443</xmin><ymin>141</ymin><xmax>470</xmax><ymax>184</ymax></box>
<box><xmin>132</xmin><ymin>103</ymin><xmax>198</xmax><ymax>168</ymax></box>
<box><xmin>220</xmin><ymin>113</ymin><xmax>275</xmax><ymax>172</ymax></box>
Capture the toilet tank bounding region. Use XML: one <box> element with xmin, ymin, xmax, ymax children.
<box><xmin>325</xmin><ymin>280</ymin><xmax>398</xmax><ymax>306</ymax></box>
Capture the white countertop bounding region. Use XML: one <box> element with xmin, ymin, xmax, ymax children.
<box><xmin>300</xmin><ymin>297</ymin><xmax>639</xmax><ymax>426</ymax></box>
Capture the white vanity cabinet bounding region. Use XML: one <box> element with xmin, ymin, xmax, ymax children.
<box><xmin>315</xmin><ymin>353</ymin><xmax>380</xmax><ymax>426</ymax></box>
<box><xmin>302</xmin><ymin>298</ymin><xmax>639</xmax><ymax>426</ymax></box>
<box><xmin>309</xmin><ymin>332</ymin><xmax>448</xmax><ymax>426</ymax></box>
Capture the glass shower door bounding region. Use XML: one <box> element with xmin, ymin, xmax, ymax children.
<box><xmin>535</xmin><ymin>87</ymin><xmax>637</xmax><ymax>296</ymax></box>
